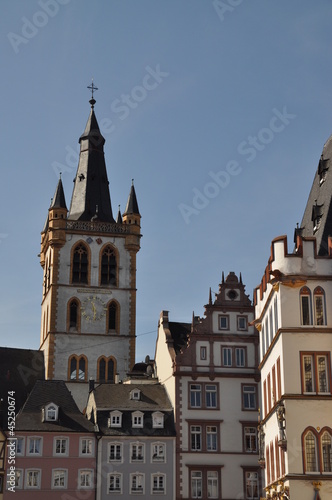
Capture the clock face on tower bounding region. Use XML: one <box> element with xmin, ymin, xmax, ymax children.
<box><xmin>82</xmin><ymin>295</ymin><xmax>107</xmax><ymax>322</ymax></box>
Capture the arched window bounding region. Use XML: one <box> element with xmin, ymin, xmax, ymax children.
<box><xmin>321</xmin><ymin>431</ymin><xmax>332</xmax><ymax>472</ymax></box>
<box><xmin>97</xmin><ymin>356</ymin><xmax>116</xmax><ymax>382</ymax></box>
<box><xmin>304</xmin><ymin>430</ymin><xmax>318</xmax><ymax>472</ymax></box>
<box><xmin>68</xmin><ymin>355</ymin><xmax>87</xmax><ymax>381</ymax></box>
<box><xmin>107</xmin><ymin>301</ymin><xmax>119</xmax><ymax>332</ymax></box>
<box><xmin>314</xmin><ymin>287</ymin><xmax>326</xmax><ymax>326</ymax></box>
<box><xmin>100</xmin><ymin>245</ymin><xmax>117</xmax><ymax>285</ymax></box>
<box><xmin>67</xmin><ymin>299</ymin><xmax>80</xmax><ymax>332</ymax></box>
<box><xmin>300</xmin><ymin>287</ymin><xmax>312</xmax><ymax>325</ymax></box>
<box><xmin>72</xmin><ymin>243</ymin><xmax>88</xmax><ymax>284</ymax></box>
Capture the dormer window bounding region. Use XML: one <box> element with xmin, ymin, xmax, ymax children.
<box><xmin>318</xmin><ymin>156</ymin><xmax>329</xmax><ymax>185</ymax></box>
<box><xmin>43</xmin><ymin>403</ymin><xmax>58</xmax><ymax>422</ymax></box>
<box><xmin>131</xmin><ymin>389</ymin><xmax>141</xmax><ymax>401</ymax></box>
<box><xmin>312</xmin><ymin>202</ymin><xmax>324</xmax><ymax>233</ymax></box>
<box><xmin>152</xmin><ymin>412</ymin><xmax>164</xmax><ymax>428</ymax></box>
<box><xmin>109</xmin><ymin>411</ymin><xmax>122</xmax><ymax>428</ymax></box>
<box><xmin>132</xmin><ymin>411</ymin><xmax>144</xmax><ymax>428</ymax></box>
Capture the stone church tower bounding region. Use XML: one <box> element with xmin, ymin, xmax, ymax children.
<box><xmin>39</xmin><ymin>95</ymin><xmax>141</xmax><ymax>384</ymax></box>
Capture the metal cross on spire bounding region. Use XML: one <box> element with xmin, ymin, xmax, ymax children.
<box><xmin>87</xmin><ymin>79</ymin><xmax>98</xmax><ymax>107</ymax></box>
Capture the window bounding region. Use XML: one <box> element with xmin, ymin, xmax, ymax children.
<box><xmin>244</xmin><ymin>426</ymin><xmax>258</xmax><ymax>452</ymax></box>
<box><xmin>191</xmin><ymin>471</ymin><xmax>202</xmax><ymax>499</ymax></box>
<box><xmin>190</xmin><ymin>384</ymin><xmax>202</xmax><ymax>407</ymax></box>
<box><xmin>72</xmin><ymin>243</ymin><xmax>88</xmax><ymax>284</ymax></box>
<box><xmin>11</xmin><ymin>469</ymin><xmax>22</xmax><ymax>489</ymax></box>
<box><xmin>108</xmin><ymin>301</ymin><xmax>119</xmax><ymax>332</ymax></box>
<box><xmin>207</xmin><ymin>471</ymin><xmax>218</xmax><ymax>499</ymax></box>
<box><xmin>109</xmin><ymin>473</ymin><xmax>122</xmax><ymax>493</ymax></box>
<box><xmin>132</xmin><ymin>411</ymin><xmax>144</xmax><ymax>428</ymax></box>
<box><xmin>100</xmin><ymin>245</ymin><xmax>117</xmax><ymax>285</ymax></box>
<box><xmin>238</xmin><ymin>316</ymin><xmax>248</xmax><ymax>330</ymax></box>
<box><xmin>152</xmin><ymin>412</ymin><xmax>164</xmax><ymax>428</ymax></box>
<box><xmin>321</xmin><ymin>431</ymin><xmax>332</xmax><ymax>472</ymax></box>
<box><xmin>131</xmin><ymin>389</ymin><xmax>141</xmax><ymax>400</ymax></box>
<box><xmin>242</xmin><ymin>385</ymin><xmax>257</xmax><ymax>410</ymax></box>
<box><xmin>206</xmin><ymin>426</ymin><xmax>218</xmax><ymax>451</ymax></box>
<box><xmin>245</xmin><ymin>471</ymin><xmax>259</xmax><ymax>499</ymax></box>
<box><xmin>304</xmin><ymin>430</ymin><xmax>318</xmax><ymax>472</ymax></box>
<box><xmin>54</xmin><ymin>437</ymin><xmax>68</xmax><ymax>456</ymax></box>
<box><xmin>301</xmin><ymin>353</ymin><xmax>330</xmax><ymax>394</ymax></box>
<box><xmin>190</xmin><ymin>422</ymin><xmax>219</xmax><ymax>452</ymax></box>
<box><xmin>52</xmin><ymin>469</ymin><xmax>67</xmax><ymax>489</ymax></box>
<box><xmin>68</xmin><ymin>299</ymin><xmax>80</xmax><ymax>331</ymax></box>
<box><xmin>206</xmin><ymin>385</ymin><xmax>217</xmax><ymax>408</ymax></box>
<box><xmin>130</xmin><ymin>473</ymin><xmax>144</xmax><ymax>494</ymax></box>
<box><xmin>69</xmin><ymin>355</ymin><xmax>87</xmax><ymax>381</ymax></box>
<box><xmin>152</xmin><ymin>473</ymin><xmax>165</xmax><ymax>494</ymax></box>
<box><xmin>80</xmin><ymin>438</ymin><xmax>93</xmax><ymax>456</ymax></box>
<box><xmin>276</xmin><ymin>357</ymin><xmax>281</xmax><ymax>401</ymax></box>
<box><xmin>79</xmin><ymin>469</ymin><xmax>93</xmax><ymax>489</ymax></box>
<box><xmin>314</xmin><ymin>287</ymin><xmax>326</xmax><ymax>325</ymax></box>
<box><xmin>26</xmin><ymin>469</ymin><xmax>41</xmax><ymax>489</ymax></box>
<box><xmin>97</xmin><ymin>355</ymin><xmax>115</xmax><ymax>382</ymax></box>
<box><xmin>219</xmin><ymin>315</ymin><xmax>229</xmax><ymax>330</ymax></box>
<box><xmin>151</xmin><ymin>442</ymin><xmax>166</xmax><ymax>462</ymax></box>
<box><xmin>109</xmin><ymin>443</ymin><xmax>122</xmax><ymax>462</ymax></box>
<box><xmin>15</xmin><ymin>437</ymin><xmax>24</xmax><ymax>456</ymax></box>
<box><xmin>27</xmin><ymin>437</ymin><xmax>42</xmax><ymax>455</ymax></box>
<box><xmin>300</xmin><ymin>286</ymin><xmax>312</xmax><ymax>325</ymax></box>
<box><xmin>44</xmin><ymin>403</ymin><xmax>58</xmax><ymax>422</ymax></box>
<box><xmin>222</xmin><ymin>347</ymin><xmax>232</xmax><ymax>367</ymax></box>
<box><xmin>236</xmin><ymin>347</ymin><xmax>245</xmax><ymax>367</ymax></box>
<box><xmin>131</xmin><ymin>442</ymin><xmax>145</xmax><ymax>462</ymax></box>
<box><xmin>200</xmin><ymin>346</ymin><xmax>207</xmax><ymax>360</ymax></box>
<box><xmin>109</xmin><ymin>411</ymin><xmax>122</xmax><ymax>428</ymax></box>
<box><xmin>191</xmin><ymin>426</ymin><xmax>202</xmax><ymax>451</ymax></box>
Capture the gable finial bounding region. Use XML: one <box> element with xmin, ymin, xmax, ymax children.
<box><xmin>87</xmin><ymin>79</ymin><xmax>98</xmax><ymax>108</ymax></box>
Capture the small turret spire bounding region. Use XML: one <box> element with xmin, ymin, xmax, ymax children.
<box><xmin>209</xmin><ymin>287</ymin><xmax>212</xmax><ymax>305</ymax></box>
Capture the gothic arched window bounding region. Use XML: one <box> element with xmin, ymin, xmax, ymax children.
<box><xmin>67</xmin><ymin>299</ymin><xmax>80</xmax><ymax>332</ymax></box>
<box><xmin>97</xmin><ymin>356</ymin><xmax>115</xmax><ymax>382</ymax></box>
<box><xmin>303</xmin><ymin>430</ymin><xmax>318</xmax><ymax>472</ymax></box>
<box><xmin>72</xmin><ymin>243</ymin><xmax>89</xmax><ymax>284</ymax></box>
<box><xmin>313</xmin><ymin>286</ymin><xmax>326</xmax><ymax>326</ymax></box>
<box><xmin>300</xmin><ymin>286</ymin><xmax>312</xmax><ymax>326</ymax></box>
<box><xmin>68</xmin><ymin>355</ymin><xmax>87</xmax><ymax>381</ymax></box>
<box><xmin>107</xmin><ymin>301</ymin><xmax>119</xmax><ymax>332</ymax></box>
<box><xmin>321</xmin><ymin>430</ymin><xmax>332</xmax><ymax>472</ymax></box>
<box><xmin>100</xmin><ymin>245</ymin><xmax>117</xmax><ymax>286</ymax></box>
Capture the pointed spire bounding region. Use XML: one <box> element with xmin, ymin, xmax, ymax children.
<box><xmin>240</xmin><ymin>272</ymin><xmax>243</xmax><ymax>284</ymax></box>
<box><xmin>116</xmin><ymin>205</ymin><xmax>123</xmax><ymax>224</ymax></box>
<box><xmin>123</xmin><ymin>179</ymin><xmax>140</xmax><ymax>216</ymax></box>
<box><xmin>222</xmin><ymin>271</ymin><xmax>225</xmax><ymax>284</ymax></box>
<box><xmin>68</xmin><ymin>96</ymin><xmax>114</xmax><ymax>222</ymax></box>
<box><xmin>208</xmin><ymin>287</ymin><xmax>212</xmax><ymax>305</ymax></box>
<box><xmin>50</xmin><ymin>177</ymin><xmax>67</xmax><ymax>210</ymax></box>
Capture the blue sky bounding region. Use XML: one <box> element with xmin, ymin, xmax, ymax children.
<box><xmin>1</xmin><ymin>0</ymin><xmax>332</xmax><ymax>362</ymax></box>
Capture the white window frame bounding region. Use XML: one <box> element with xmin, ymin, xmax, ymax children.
<box><xmin>9</xmin><ymin>469</ymin><xmax>23</xmax><ymax>489</ymax></box>
<box><xmin>53</xmin><ymin>436</ymin><xmax>69</xmax><ymax>456</ymax></box>
<box><xmin>207</xmin><ymin>471</ymin><xmax>218</xmax><ymax>499</ymax></box>
<box><xmin>108</xmin><ymin>472</ymin><xmax>122</xmax><ymax>494</ymax></box>
<box><xmin>108</xmin><ymin>442</ymin><xmax>123</xmax><ymax>462</ymax></box>
<box><xmin>132</xmin><ymin>411</ymin><xmax>144</xmax><ymax>428</ymax></box>
<box><xmin>109</xmin><ymin>410</ymin><xmax>122</xmax><ymax>428</ymax></box>
<box><xmin>200</xmin><ymin>345</ymin><xmax>207</xmax><ymax>360</ymax></box>
<box><xmin>191</xmin><ymin>470</ymin><xmax>202</xmax><ymax>499</ymax></box>
<box><xmin>27</xmin><ymin>436</ymin><xmax>42</xmax><ymax>456</ymax></box>
<box><xmin>130</xmin><ymin>473</ymin><xmax>145</xmax><ymax>495</ymax></box>
<box><xmin>152</xmin><ymin>411</ymin><xmax>164</xmax><ymax>428</ymax></box>
<box><xmin>151</xmin><ymin>473</ymin><xmax>166</xmax><ymax>495</ymax></box>
<box><xmin>78</xmin><ymin>469</ymin><xmax>94</xmax><ymax>489</ymax></box>
<box><xmin>190</xmin><ymin>425</ymin><xmax>202</xmax><ymax>451</ymax></box>
<box><xmin>15</xmin><ymin>437</ymin><xmax>25</xmax><ymax>456</ymax></box>
<box><xmin>243</xmin><ymin>385</ymin><xmax>257</xmax><ymax>410</ymax></box>
<box><xmin>244</xmin><ymin>426</ymin><xmax>257</xmax><ymax>452</ymax></box>
<box><xmin>44</xmin><ymin>402</ymin><xmax>58</xmax><ymax>422</ymax></box>
<box><xmin>52</xmin><ymin>469</ymin><xmax>67</xmax><ymax>489</ymax></box>
<box><xmin>131</xmin><ymin>389</ymin><xmax>141</xmax><ymax>400</ymax></box>
<box><xmin>206</xmin><ymin>425</ymin><xmax>218</xmax><ymax>451</ymax></box>
<box><xmin>80</xmin><ymin>437</ymin><xmax>94</xmax><ymax>456</ymax></box>
<box><xmin>130</xmin><ymin>442</ymin><xmax>145</xmax><ymax>463</ymax></box>
<box><xmin>245</xmin><ymin>471</ymin><xmax>259</xmax><ymax>499</ymax></box>
<box><xmin>25</xmin><ymin>469</ymin><xmax>41</xmax><ymax>489</ymax></box>
<box><xmin>151</xmin><ymin>442</ymin><xmax>166</xmax><ymax>463</ymax></box>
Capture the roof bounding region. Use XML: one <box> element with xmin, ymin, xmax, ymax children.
<box><xmin>68</xmin><ymin>103</ymin><xmax>115</xmax><ymax>223</ymax></box>
<box><xmin>0</xmin><ymin>347</ymin><xmax>45</xmax><ymax>428</ymax></box>
<box><xmin>168</xmin><ymin>322</ymin><xmax>190</xmax><ymax>354</ymax></box>
<box><xmin>298</xmin><ymin>134</ymin><xmax>332</xmax><ymax>255</ymax></box>
<box><xmin>123</xmin><ymin>183</ymin><xmax>140</xmax><ymax>216</ymax></box>
<box><xmin>15</xmin><ymin>380</ymin><xmax>95</xmax><ymax>433</ymax></box>
<box><xmin>50</xmin><ymin>177</ymin><xmax>67</xmax><ymax>210</ymax></box>
<box><xmin>89</xmin><ymin>383</ymin><xmax>175</xmax><ymax>437</ymax></box>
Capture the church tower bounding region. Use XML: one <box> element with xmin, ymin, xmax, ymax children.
<box><xmin>39</xmin><ymin>92</ymin><xmax>141</xmax><ymax>384</ymax></box>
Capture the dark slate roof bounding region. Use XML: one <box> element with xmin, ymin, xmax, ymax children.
<box><xmin>68</xmin><ymin>104</ymin><xmax>115</xmax><ymax>223</ymax></box>
<box><xmin>50</xmin><ymin>177</ymin><xmax>67</xmax><ymax>210</ymax></box>
<box><xmin>298</xmin><ymin>134</ymin><xmax>332</xmax><ymax>255</ymax></box>
<box><xmin>123</xmin><ymin>183</ymin><xmax>140</xmax><ymax>216</ymax></box>
<box><xmin>0</xmin><ymin>347</ymin><xmax>45</xmax><ymax>428</ymax></box>
<box><xmin>116</xmin><ymin>206</ymin><xmax>123</xmax><ymax>224</ymax></box>
<box><xmin>90</xmin><ymin>383</ymin><xmax>175</xmax><ymax>436</ymax></box>
<box><xmin>168</xmin><ymin>322</ymin><xmax>190</xmax><ymax>354</ymax></box>
<box><xmin>15</xmin><ymin>380</ymin><xmax>95</xmax><ymax>432</ymax></box>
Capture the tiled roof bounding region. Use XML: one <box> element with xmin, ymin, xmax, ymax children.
<box><xmin>168</xmin><ymin>322</ymin><xmax>190</xmax><ymax>354</ymax></box>
<box><xmin>15</xmin><ymin>380</ymin><xmax>95</xmax><ymax>433</ymax></box>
